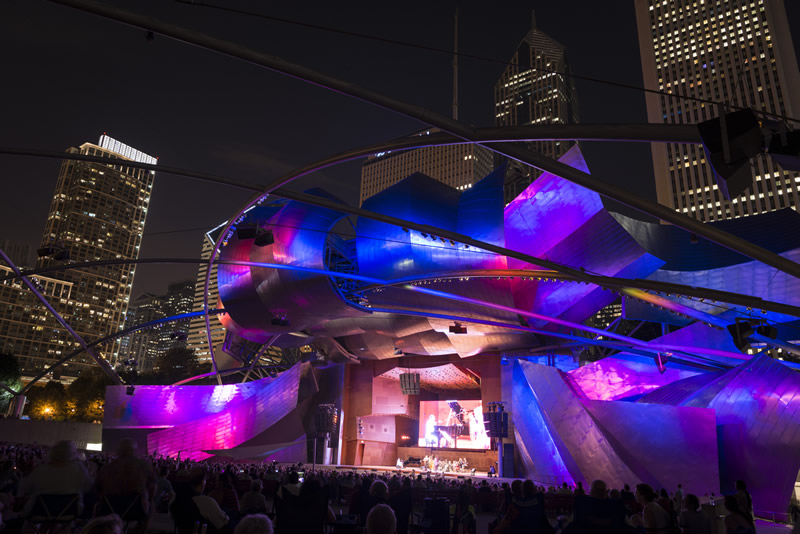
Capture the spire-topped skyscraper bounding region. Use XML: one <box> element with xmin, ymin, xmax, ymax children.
<box><xmin>494</xmin><ymin>11</ymin><xmax>580</xmax><ymax>204</ymax></box>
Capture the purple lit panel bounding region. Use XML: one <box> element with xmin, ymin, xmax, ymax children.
<box><xmin>517</xmin><ymin>361</ymin><xmax>639</xmax><ymax>489</ymax></box>
<box><xmin>680</xmin><ymin>355</ymin><xmax>800</xmax><ymax>513</ymax></box>
<box><xmin>144</xmin><ymin>363</ymin><xmax>311</xmax><ymax>460</ymax></box>
<box><xmin>504</xmin><ymin>146</ymin><xmax>602</xmax><ymax>270</ymax></box>
<box><xmin>582</xmin><ymin>399</ymin><xmax>718</xmax><ymax>497</ymax></box>
<box><xmin>515</xmin><ymin>361</ymin><xmax>720</xmax><ymax>496</ymax></box>
<box><xmin>569</xmin><ymin>356</ymin><xmax>701</xmax><ymax>401</ymax></box>
<box><xmin>104</xmin><ymin>381</ymin><xmax>263</xmax><ymax>429</ymax></box>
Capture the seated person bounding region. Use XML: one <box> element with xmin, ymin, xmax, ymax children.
<box><xmin>19</xmin><ymin>440</ymin><xmax>92</xmax><ymax>516</ymax></box>
<box><xmin>170</xmin><ymin>469</ymin><xmax>228</xmax><ymax>534</ymax></box>
<box><xmin>235</xmin><ymin>514</ymin><xmax>273</xmax><ymax>534</ymax></box>
<box><xmin>239</xmin><ymin>480</ymin><xmax>268</xmax><ymax>516</ymax></box>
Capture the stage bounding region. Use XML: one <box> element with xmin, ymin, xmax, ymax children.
<box><xmin>314</xmin><ymin>463</ymin><xmax>498</xmax><ymax>481</ymax></box>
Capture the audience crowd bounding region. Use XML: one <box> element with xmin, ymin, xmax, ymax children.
<box><xmin>0</xmin><ymin>440</ymin><xmax>778</xmax><ymax>534</ymax></box>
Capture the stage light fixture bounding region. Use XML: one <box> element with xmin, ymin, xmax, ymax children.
<box><xmin>448</xmin><ymin>322</ymin><xmax>467</xmax><ymax>334</ymax></box>
<box><xmin>697</xmin><ymin>108</ymin><xmax>763</xmax><ymax>200</ymax></box>
<box><xmin>399</xmin><ymin>372</ymin><xmax>420</xmax><ymax>395</ymax></box>
<box><xmin>393</xmin><ymin>346</ymin><xmax>403</xmax><ymax>356</ymax></box>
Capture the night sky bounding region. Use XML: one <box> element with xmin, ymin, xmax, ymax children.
<box><xmin>2</xmin><ymin>1</ymin><xmax>799</xmax><ymax>297</ymax></box>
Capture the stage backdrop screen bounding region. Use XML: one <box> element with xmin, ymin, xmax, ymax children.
<box><xmin>418</xmin><ymin>400</ymin><xmax>490</xmax><ymax>449</ymax></box>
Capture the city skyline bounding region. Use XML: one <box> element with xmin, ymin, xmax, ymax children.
<box><xmin>1</xmin><ymin>1</ymin><xmax>799</xmax><ymax>299</ymax></box>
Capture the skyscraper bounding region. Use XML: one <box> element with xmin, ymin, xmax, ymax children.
<box><xmin>120</xmin><ymin>280</ymin><xmax>194</xmax><ymax>373</ymax></box>
<box><xmin>186</xmin><ymin>224</ymin><xmax>227</xmax><ymax>363</ymax></box>
<box><xmin>359</xmin><ymin>129</ymin><xmax>494</xmax><ymax>206</ymax></box>
<box><xmin>635</xmin><ymin>0</ymin><xmax>800</xmax><ymax>221</ymax></box>
<box><xmin>494</xmin><ymin>12</ymin><xmax>580</xmax><ymax>204</ymax></box>
<box><xmin>33</xmin><ymin>135</ymin><xmax>157</xmax><ymax>372</ymax></box>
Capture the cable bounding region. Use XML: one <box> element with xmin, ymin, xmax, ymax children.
<box><xmin>174</xmin><ymin>0</ymin><xmax>800</xmax><ymax>124</ymax></box>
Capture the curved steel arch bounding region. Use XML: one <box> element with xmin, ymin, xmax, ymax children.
<box><xmin>51</xmin><ymin>0</ymin><xmax>800</xmax><ymax>281</ymax></box>
<box><xmin>49</xmin><ymin>0</ymin><xmax>800</xmax><ymax>378</ymax></box>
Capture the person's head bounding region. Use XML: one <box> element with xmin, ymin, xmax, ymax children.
<box><xmin>511</xmin><ymin>480</ymin><xmax>523</xmax><ymax>496</ymax></box>
<box><xmin>590</xmin><ymin>480</ymin><xmax>608</xmax><ymax>499</ymax></box>
<box><xmin>609</xmin><ymin>489</ymin><xmax>621</xmax><ymax>500</ymax></box>
<box><xmin>635</xmin><ymin>484</ymin><xmax>657</xmax><ymax>504</ymax></box>
<box><xmin>522</xmin><ymin>480</ymin><xmax>536</xmax><ymax>498</ymax></box>
<box><xmin>288</xmin><ymin>471</ymin><xmax>299</xmax><ymax>485</ymax></box>
<box><xmin>366</xmin><ymin>504</ymin><xmax>396</xmax><ymax>534</ymax></box>
<box><xmin>234</xmin><ymin>514</ymin><xmax>273</xmax><ymax>534</ymax></box>
<box><xmin>660</xmin><ymin>488</ymin><xmax>669</xmax><ymax>499</ymax></box>
<box><xmin>48</xmin><ymin>440</ymin><xmax>78</xmax><ymax>465</ymax></box>
<box><xmin>735</xmin><ymin>480</ymin><xmax>747</xmax><ymax>491</ymax></box>
<box><xmin>116</xmin><ymin>439</ymin><xmax>137</xmax><ymax>458</ymax></box>
<box><xmin>80</xmin><ymin>514</ymin><xmax>123</xmax><ymax>534</ymax></box>
<box><xmin>250</xmin><ymin>480</ymin><xmax>263</xmax><ymax>492</ymax></box>
<box><xmin>188</xmin><ymin>468</ymin><xmax>206</xmax><ymax>492</ymax></box>
<box><xmin>685</xmin><ymin>494</ymin><xmax>700</xmax><ymax>512</ymax></box>
<box><xmin>678</xmin><ymin>484</ymin><xmax>682</xmax><ymax>489</ymax></box>
<box><xmin>562</xmin><ymin>482</ymin><xmax>569</xmax><ymax>489</ymax></box>
<box><xmin>370</xmin><ymin>479</ymin><xmax>389</xmax><ymax>502</ymax></box>
<box><xmin>623</xmin><ymin>483</ymin><xmax>630</xmax><ymax>492</ymax></box>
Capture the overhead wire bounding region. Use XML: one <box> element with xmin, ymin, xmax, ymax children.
<box><xmin>174</xmin><ymin>0</ymin><xmax>800</xmax><ymax>124</ymax></box>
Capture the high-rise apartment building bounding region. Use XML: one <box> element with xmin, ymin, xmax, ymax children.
<box><xmin>494</xmin><ymin>13</ymin><xmax>580</xmax><ymax>204</ymax></box>
<box><xmin>186</xmin><ymin>225</ymin><xmax>227</xmax><ymax>363</ymax></box>
<box><xmin>359</xmin><ymin>129</ymin><xmax>495</xmax><ymax>206</ymax></box>
<box><xmin>635</xmin><ymin>0</ymin><xmax>800</xmax><ymax>221</ymax></box>
<box><xmin>31</xmin><ymin>135</ymin><xmax>157</xmax><ymax>373</ymax></box>
<box><xmin>0</xmin><ymin>265</ymin><xmax>74</xmax><ymax>377</ymax></box>
<box><xmin>120</xmin><ymin>280</ymin><xmax>194</xmax><ymax>374</ymax></box>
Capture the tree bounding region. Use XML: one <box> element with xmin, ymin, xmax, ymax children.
<box><xmin>154</xmin><ymin>347</ymin><xmax>201</xmax><ymax>384</ymax></box>
<box><xmin>0</xmin><ymin>353</ymin><xmax>22</xmax><ymax>414</ymax></box>
<box><xmin>26</xmin><ymin>380</ymin><xmax>67</xmax><ymax>420</ymax></box>
<box><xmin>66</xmin><ymin>368</ymin><xmax>114</xmax><ymax>422</ymax></box>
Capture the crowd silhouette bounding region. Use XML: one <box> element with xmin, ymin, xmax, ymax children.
<box><xmin>0</xmin><ymin>440</ymin><xmax>774</xmax><ymax>534</ymax></box>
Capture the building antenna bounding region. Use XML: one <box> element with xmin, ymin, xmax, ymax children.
<box><xmin>452</xmin><ymin>8</ymin><xmax>459</xmax><ymax>121</ymax></box>
<box><xmin>531</xmin><ymin>9</ymin><xmax>536</xmax><ymax>30</ymax></box>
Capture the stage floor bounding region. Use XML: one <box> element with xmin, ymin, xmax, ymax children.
<box><xmin>314</xmin><ymin>463</ymin><xmax>512</xmax><ymax>482</ymax></box>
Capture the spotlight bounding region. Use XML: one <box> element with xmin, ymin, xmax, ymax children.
<box><xmin>420</xmin><ymin>233</ymin><xmax>429</xmax><ymax>239</ymax></box>
<box><xmin>500</xmin><ymin>356</ymin><xmax>509</xmax><ymax>365</ymax></box>
<box><xmin>125</xmin><ymin>385</ymin><xmax>135</xmax><ymax>396</ymax></box>
<box><xmin>697</xmin><ymin>108</ymin><xmax>763</xmax><ymax>200</ymax></box>
<box><xmin>401</xmin><ymin>227</ymin><xmax>409</xmax><ymax>232</ymax></box>
<box><xmin>449</xmin><ymin>240</ymin><xmax>456</xmax><ymax>246</ymax></box>
<box><xmin>393</xmin><ymin>346</ymin><xmax>403</xmax><ymax>356</ymax></box>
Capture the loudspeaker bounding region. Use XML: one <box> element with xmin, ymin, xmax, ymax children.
<box><xmin>485</xmin><ymin>411</ymin><xmax>508</xmax><ymax>438</ymax></box>
<box><xmin>727</xmin><ymin>321</ymin><xmax>754</xmax><ymax>351</ymax></box>
<box><xmin>756</xmin><ymin>324</ymin><xmax>778</xmax><ymax>339</ymax></box>
<box><xmin>697</xmin><ymin>108</ymin><xmax>763</xmax><ymax>199</ymax></box>
<box><xmin>399</xmin><ymin>372</ymin><xmax>420</xmax><ymax>395</ymax></box>
<box><xmin>768</xmin><ymin>129</ymin><xmax>800</xmax><ymax>172</ymax></box>
<box><xmin>236</xmin><ymin>225</ymin><xmax>258</xmax><ymax>240</ymax></box>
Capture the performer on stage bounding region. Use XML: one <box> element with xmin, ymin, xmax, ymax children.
<box><xmin>425</xmin><ymin>414</ymin><xmax>439</xmax><ymax>446</ymax></box>
<box><xmin>396</xmin><ymin>458</ymin><xmax>404</xmax><ymax>469</ymax></box>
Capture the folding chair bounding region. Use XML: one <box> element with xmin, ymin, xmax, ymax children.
<box><xmin>27</xmin><ymin>493</ymin><xmax>81</xmax><ymax>534</ymax></box>
<box><xmin>97</xmin><ymin>494</ymin><xmax>148</xmax><ymax>534</ymax></box>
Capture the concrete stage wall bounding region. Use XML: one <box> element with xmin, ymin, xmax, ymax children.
<box><xmin>0</xmin><ymin>419</ymin><xmax>102</xmax><ymax>450</ymax></box>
